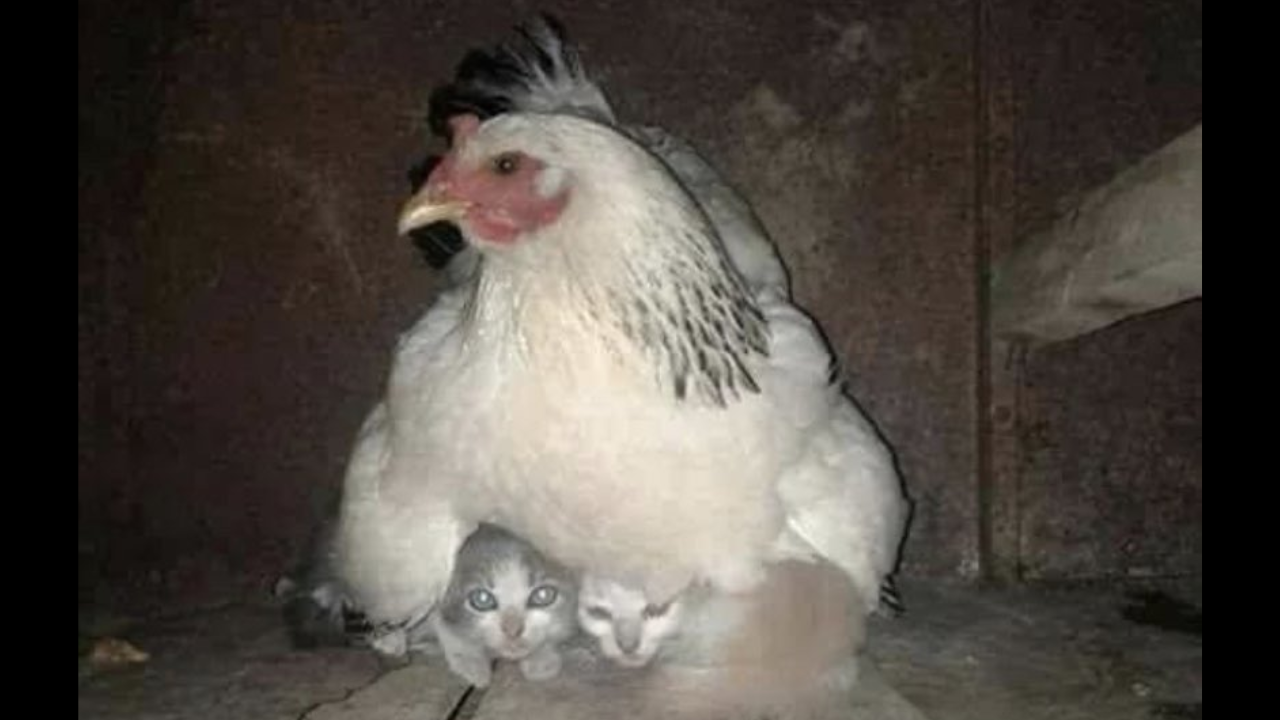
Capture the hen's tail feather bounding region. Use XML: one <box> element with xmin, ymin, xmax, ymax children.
<box><xmin>879</xmin><ymin>576</ymin><xmax>906</xmax><ymax>618</ymax></box>
<box><xmin>275</xmin><ymin>575</ymin><xmax>375</xmax><ymax>649</ymax></box>
<box><xmin>428</xmin><ymin>13</ymin><xmax>615</xmax><ymax>138</ymax></box>
<box><xmin>274</xmin><ymin>510</ymin><xmax>379</xmax><ymax>650</ymax></box>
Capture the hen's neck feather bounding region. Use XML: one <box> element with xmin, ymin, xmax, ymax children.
<box><xmin>456</xmin><ymin>130</ymin><xmax>769</xmax><ymax>406</ymax></box>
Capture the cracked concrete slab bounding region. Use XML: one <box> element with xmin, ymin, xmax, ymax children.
<box><xmin>302</xmin><ymin>662</ymin><xmax>469</xmax><ymax>720</ymax></box>
<box><xmin>80</xmin><ymin>581</ymin><xmax>1200</xmax><ymax>720</ymax></box>
<box><xmin>464</xmin><ymin>643</ymin><xmax>928</xmax><ymax>720</ymax></box>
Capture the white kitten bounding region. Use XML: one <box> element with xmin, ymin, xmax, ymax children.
<box><xmin>585</xmin><ymin>562</ymin><xmax>868</xmax><ymax>716</ymax></box>
<box><xmin>576</xmin><ymin>574</ymin><xmax>693</xmax><ymax>668</ymax></box>
<box><xmin>579</xmin><ymin>561</ymin><xmax>866</xmax><ymax>675</ymax></box>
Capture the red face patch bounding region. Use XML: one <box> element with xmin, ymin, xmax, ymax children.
<box><xmin>428</xmin><ymin>121</ymin><xmax>570</xmax><ymax>245</ymax></box>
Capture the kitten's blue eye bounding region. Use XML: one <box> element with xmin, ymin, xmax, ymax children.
<box><xmin>467</xmin><ymin>589</ymin><xmax>498</xmax><ymax>612</ymax></box>
<box><xmin>527</xmin><ymin>585</ymin><xmax>559</xmax><ymax>608</ymax></box>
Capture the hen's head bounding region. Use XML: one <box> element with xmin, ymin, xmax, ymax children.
<box><xmin>397</xmin><ymin>112</ymin><xmax>674</xmax><ymax>251</ymax></box>
<box><xmin>397</xmin><ymin>112</ymin><xmax>770</xmax><ymax>405</ymax></box>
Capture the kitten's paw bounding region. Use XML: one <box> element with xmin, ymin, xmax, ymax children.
<box><xmin>519</xmin><ymin>648</ymin><xmax>563</xmax><ymax>682</ymax></box>
<box><xmin>446</xmin><ymin>653</ymin><xmax>494</xmax><ymax>688</ymax></box>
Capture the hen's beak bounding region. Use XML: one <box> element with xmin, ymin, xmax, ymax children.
<box><xmin>396</xmin><ymin>188</ymin><xmax>471</xmax><ymax>236</ymax></box>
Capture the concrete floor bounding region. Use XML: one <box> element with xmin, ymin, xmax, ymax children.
<box><xmin>78</xmin><ymin>580</ymin><xmax>1201</xmax><ymax>720</ymax></box>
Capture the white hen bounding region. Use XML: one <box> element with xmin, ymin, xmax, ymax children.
<box><xmin>333</xmin><ymin>17</ymin><xmax>909</xmax><ymax>646</ymax></box>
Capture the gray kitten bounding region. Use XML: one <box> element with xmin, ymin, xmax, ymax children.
<box><xmin>408</xmin><ymin>523</ymin><xmax>579</xmax><ymax>687</ymax></box>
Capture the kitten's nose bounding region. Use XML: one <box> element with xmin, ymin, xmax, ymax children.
<box><xmin>616</xmin><ymin>627</ymin><xmax>642</xmax><ymax>655</ymax></box>
<box><xmin>500</xmin><ymin>613</ymin><xmax>525</xmax><ymax>640</ymax></box>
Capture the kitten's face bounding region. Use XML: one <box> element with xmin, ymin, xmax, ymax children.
<box><xmin>577</xmin><ymin>575</ymin><xmax>683</xmax><ymax>668</ymax></box>
<box><xmin>440</xmin><ymin>528</ymin><xmax>577</xmax><ymax>661</ymax></box>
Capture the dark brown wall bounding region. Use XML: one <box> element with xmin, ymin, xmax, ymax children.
<box><xmin>1018</xmin><ymin>301</ymin><xmax>1202</xmax><ymax>580</ymax></box>
<box><xmin>994</xmin><ymin>0</ymin><xmax>1202</xmax><ymax>580</ymax></box>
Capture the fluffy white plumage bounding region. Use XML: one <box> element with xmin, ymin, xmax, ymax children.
<box><xmin>334</xmin><ymin>17</ymin><xmax>909</xmax><ymax>643</ymax></box>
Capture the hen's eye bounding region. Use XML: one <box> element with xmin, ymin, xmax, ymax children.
<box><xmin>642</xmin><ymin>602</ymin><xmax>670</xmax><ymax>619</ymax></box>
<box><xmin>586</xmin><ymin>607</ymin><xmax>612</xmax><ymax>621</ymax></box>
<box><xmin>492</xmin><ymin>153</ymin><xmax>520</xmax><ymax>175</ymax></box>
<box><xmin>467</xmin><ymin>589</ymin><xmax>498</xmax><ymax>612</ymax></box>
<box><xmin>528</xmin><ymin>585</ymin><xmax>559</xmax><ymax>608</ymax></box>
